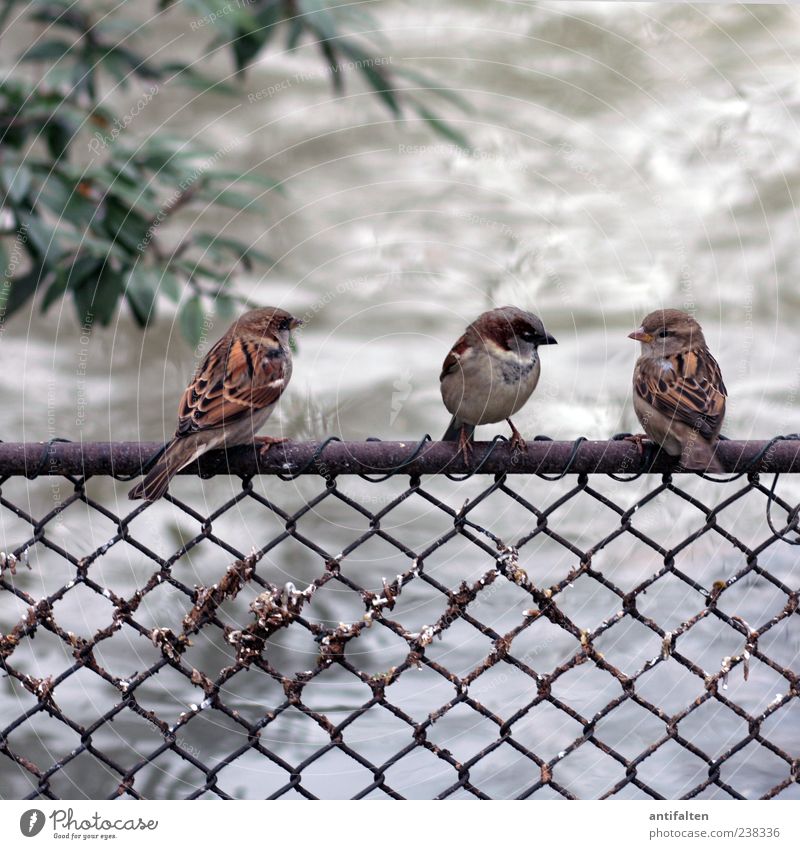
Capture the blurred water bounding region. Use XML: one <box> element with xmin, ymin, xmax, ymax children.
<box><xmin>1</xmin><ymin>1</ymin><xmax>799</xmax><ymax>799</ymax></box>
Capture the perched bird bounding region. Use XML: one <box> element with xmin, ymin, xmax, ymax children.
<box><xmin>128</xmin><ymin>306</ymin><xmax>302</xmax><ymax>501</ymax></box>
<box><xmin>440</xmin><ymin>306</ymin><xmax>557</xmax><ymax>461</ymax></box>
<box><xmin>629</xmin><ymin>309</ymin><xmax>726</xmax><ymax>472</ymax></box>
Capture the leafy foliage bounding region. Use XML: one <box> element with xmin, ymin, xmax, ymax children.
<box><xmin>0</xmin><ymin>0</ymin><xmax>468</xmax><ymax>341</ymax></box>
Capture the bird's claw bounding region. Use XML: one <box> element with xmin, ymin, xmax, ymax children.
<box><xmin>458</xmin><ymin>427</ymin><xmax>473</xmax><ymax>466</ymax></box>
<box><xmin>507</xmin><ymin>420</ymin><xmax>527</xmax><ymax>453</ymax></box>
<box><xmin>257</xmin><ymin>436</ymin><xmax>289</xmax><ymax>457</ymax></box>
<box><xmin>623</xmin><ymin>433</ymin><xmax>650</xmax><ymax>455</ymax></box>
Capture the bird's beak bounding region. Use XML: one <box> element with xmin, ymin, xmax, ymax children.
<box><xmin>537</xmin><ymin>331</ymin><xmax>558</xmax><ymax>345</ymax></box>
<box><xmin>290</xmin><ymin>317</ymin><xmax>304</xmax><ymax>330</ymax></box>
<box><xmin>628</xmin><ymin>327</ymin><xmax>653</xmax><ymax>343</ymax></box>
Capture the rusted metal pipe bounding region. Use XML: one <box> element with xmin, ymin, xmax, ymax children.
<box><xmin>1</xmin><ymin>439</ymin><xmax>799</xmax><ymax>477</ymax></box>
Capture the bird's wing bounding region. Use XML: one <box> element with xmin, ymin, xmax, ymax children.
<box><xmin>175</xmin><ymin>333</ymin><xmax>288</xmax><ymax>436</ymax></box>
<box><xmin>440</xmin><ymin>334</ymin><xmax>470</xmax><ymax>382</ymax></box>
<box><xmin>635</xmin><ymin>348</ymin><xmax>726</xmax><ymax>440</ymax></box>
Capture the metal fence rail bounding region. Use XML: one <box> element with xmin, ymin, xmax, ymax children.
<box><xmin>1</xmin><ymin>439</ymin><xmax>799</xmax><ymax>800</ymax></box>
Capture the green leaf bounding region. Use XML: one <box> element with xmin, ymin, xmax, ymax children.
<box><xmin>161</xmin><ymin>63</ymin><xmax>239</xmax><ymax>96</ymax></box>
<box><xmin>393</xmin><ymin>66</ymin><xmax>472</xmax><ymax>111</ymax></box>
<box><xmin>106</xmin><ymin>181</ymin><xmax>161</xmax><ymax>217</ymax></box>
<box><xmin>30</xmin><ymin>2</ymin><xmax>84</xmax><ymax>26</ymax></box>
<box><xmin>193</xmin><ymin>233</ymin><xmax>271</xmax><ymax>269</ymax></box>
<box><xmin>321</xmin><ymin>40</ymin><xmax>343</xmax><ymax>95</ymax></box>
<box><xmin>102</xmin><ymin>200</ymin><xmax>152</xmax><ymax>255</ymax></box>
<box><xmin>286</xmin><ymin>18</ymin><xmax>304</xmax><ymax>50</ymax></box>
<box><xmin>21</xmin><ymin>39</ymin><xmax>75</xmax><ymax>62</ymax></box>
<box><xmin>101</xmin><ymin>51</ymin><xmax>136</xmax><ymax>86</ymax></box>
<box><xmin>43</xmin><ymin>251</ymin><xmax>107</xmax><ymax>315</ymax></box>
<box><xmin>46</xmin><ymin>118</ymin><xmax>75</xmax><ymax>160</ymax></box>
<box><xmin>206</xmin><ymin>170</ymin><xmax>282</xmax><ymax>190</ymax></box>
<box><xmin>298</xmin><ymin>0</ymin><xmax>340</xmax><ymax>41</ymax></box>
<box><xmin>171</xmin><ymin>258</ymin><xmax>227</xmax><ymax>282</ymax></box>
<box><xmin>18</xmin><ymin>214</ymin><xmax>62</xmax><ymax>268</ymax></box>
<box><xmin>233</xmin><ymin>34</ymin><xmax>260</xmax><ymax>76</ymax></box>
<box><xmin>160</xmin><ymin>270</ymin><xmax>181</xmax><ymax>302</ymax></box>
<box><xmin>63</xmin><ymin>233</ymin><xmax>129</xmax><ymax>261</ymax></box>
<box><xmin>411</xmin><ymin>104</ymin><xmax>470</xmax><ymax>150</ymax></box>
<box><xmin>336</xmin><ymin>41</ymin><xmax>400</xmax><ymax>117</ymax></box>
<box><xmin>72</xmin><ymin>264</ymin><xmax>124</xmax><ymax>325</ymax></box>
<box><xmin>0</xmin><ymin>266</ymin><xmax>44</xmax><ymax>315</ymax></box>
<box><xmin>253</xmin><ymin>2</ymin><xmax>282</xmax><ymax>46</ymax></box>
<box><xmin>215</xmin><ymin>293</ymin><xmax>237</xmax><ymax>320</ymax></box>
<box><xmin>199</xmin><ymin>188</ymin><xmax>262</xmax><ymax>211</ymax></box>
<box><xmin>179</xmin><ymin>294</ymin><xmax>205</xmax><ymax>346</ymax></box>
<box><xmin>40</xmin><ymin>274</ymin><xmax>70</xmax><ymax>313</ymax></box>
<box><xmin>102</xmin><ymin>45</ymin><xmax>162</xmax><ymax>81</ymax></box>
<box><xmin>1</xmin><ymin>164</ymin><xmax>31</xmax><ymax>204</ymax></box>
<box><xmin>62</xmin><ymin>251</ymin><xmax>104</xmax><ymax>288</ymax></box>
<box><xmin>125</xmin><ymin>265</ymin><xmax>161</xmax><ymax>326</ymax></box>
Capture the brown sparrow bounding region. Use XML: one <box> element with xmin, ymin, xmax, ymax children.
<box><xmin>629</xmin><ymin>309</ymin><xmax>727</xmax><ymax>472</ymax></box>
<box><xmin>128</xmin><ymin>306</ymin><xmax>302</xmax><ymax>501</ymax></box>
<box><xmin>440</xmin><ymin>306</ymin><xmax>557</xmax><ymax>460</ymax></box>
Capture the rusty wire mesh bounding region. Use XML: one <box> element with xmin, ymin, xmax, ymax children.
<box><xmin>0</xmin><ymin>438</ymin><xmax>799</xmax><ymax>800</ymax></box>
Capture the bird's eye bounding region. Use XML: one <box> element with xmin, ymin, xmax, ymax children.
<box><xmin>280</xmin><ymin>318</ymin><xmax>291</xmax><ymax>330</ymax></box>
<box><xmin>519</xmin><ymin>330</ymin><xmax>536</xmax><ymax>342</ymax></box>
<box><xmin>658</xmin><ymin>329</ymin><xmax>669</xmax><ymax>338</ymax></box>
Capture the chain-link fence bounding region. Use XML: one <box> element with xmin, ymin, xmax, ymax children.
<box><xmin>1</xmin><ymin>438</ymin><xmax>799</xmax><ymax>800</ymax></box>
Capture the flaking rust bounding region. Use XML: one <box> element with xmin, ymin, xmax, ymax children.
<box><xmin>183</xmin><ymin>554</ymin><xmax>257</xmax><ymax>631</ymax></box>
<box><xmin>150</xmin><ymin>627</ymin><xmax>190</xmax><ymax>662</ymax></box>
<box><xmin>227</xmin><ymin>581</ymin><xmax>316</xmax><ymax>667</ymax></box>
<box><xmin>318</xmin><ymin>620</ymin><xmax>364</xmax><ymax>666</ymax></box>
<box><xmin>0</xmin><ymin>601</ymin><xmax>56</xmax><ymax>659</ymax></box>
<box><xmin>0</xmin><ymin>550</ymin><xmax>30</xmax><ymax>576</ymax></box>
<box><xmin>21</xmin><ymin>674</ymin><xmax>57</xmax><ymax>709</ymax></box>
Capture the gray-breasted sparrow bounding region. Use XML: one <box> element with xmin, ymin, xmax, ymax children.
<box><xmin>440</xmin><ymin>306</ymin><xmax>557</xmax><ymax>460</ymax></box>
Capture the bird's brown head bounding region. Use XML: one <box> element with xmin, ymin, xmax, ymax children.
<box><xmin>234</xmin><ymin>306</ymin><xmax>303</xmax><ymax>343</ymax></box>
<box><xmin>629</xmin><ymin>308</ymin><xmax>706</xmax><ymax>357</ymax></box>
<box><xmin>475</xmin><ymin>306</ymin><xmax>558</xmax><ymax>355</ymax></box>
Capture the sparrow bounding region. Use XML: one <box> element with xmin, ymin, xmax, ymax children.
<box><xmin>440</xmin><ymin>306</ymin><xmax>557</xmax><ymax>461</ymax></box>
<box><xmin>128</xmin><ymin>306</ymin><xmax>302</xmax><ymax>501</ymax></box>
<box><xmin>629</xmin><ymin>308</ymin><xmax>727</xmax><ymax>472</ymax></box>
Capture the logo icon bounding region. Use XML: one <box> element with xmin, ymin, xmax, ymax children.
<box><xmin>19</xmin><ymin>810</ymin><xmax>45</xmax><ymax>837</ymax></box>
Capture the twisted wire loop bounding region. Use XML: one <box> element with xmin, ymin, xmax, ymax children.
<box><xmin>1</xmin><ymin>437</ymin><xmax>799</xmax><ymax>799</ymax></box>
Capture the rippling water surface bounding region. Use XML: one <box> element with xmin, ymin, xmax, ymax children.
<box><xmin>2</xmin><ymin>1</ymin><xmax>800</xmax><ymax>799</ymax></box>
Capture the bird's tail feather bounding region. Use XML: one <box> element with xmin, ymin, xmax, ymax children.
<box><xmin>128</xmin><ymin>440</ymin><xmax>187</xmax><ymax>501</ymax></box>
<box><xmin>680</xmin><ymin>439</ymin><xmax>724</xmax><ymax>473</ymax></box>
<box><xmin>442</xmin><ymin>417</ymin><xmax>475</xmax><ymax>442</ymax></box>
